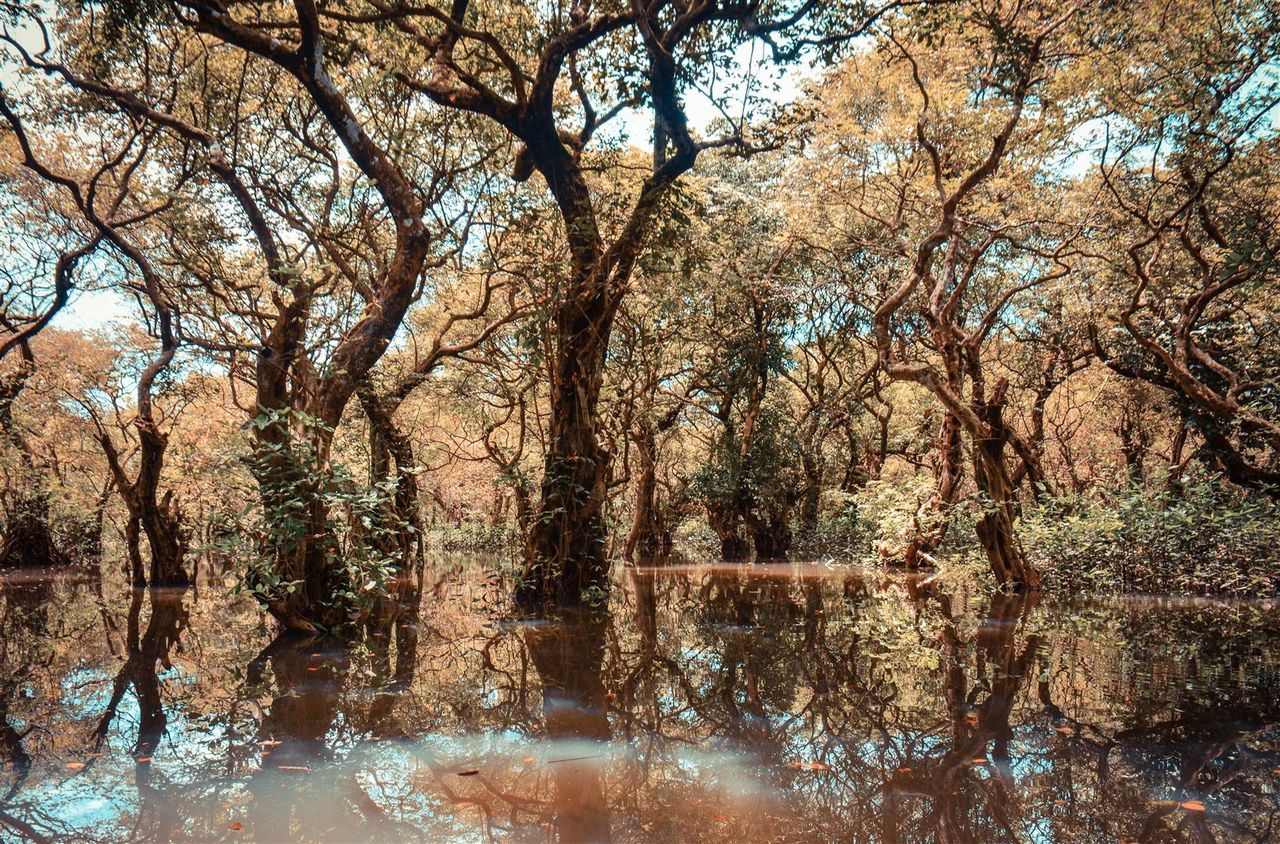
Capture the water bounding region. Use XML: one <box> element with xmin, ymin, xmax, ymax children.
<box><xmin>2</xmin><ymin>559</ymin><xmax>1279</xmax><ymax>842</ymax></box>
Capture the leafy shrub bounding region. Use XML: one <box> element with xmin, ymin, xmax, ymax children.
<box><xmin>1021</xmin><ymin>476</ymin><xmax>1280</xmax><ymax>596</ymax></box>
<box><xmin>427</xmin><ymin>519</ymin><xmax>518</xmax><ymax>554</ymax></box>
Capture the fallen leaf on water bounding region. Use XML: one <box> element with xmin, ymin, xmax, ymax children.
<box><xmin>65</xmin><ymin>762</ymin><xmax>85</xmax><ymax>771</ymax></box>
<box><xmin>228</xmin><ymin>822</ymin><xmax>245</xmax><ymax>831</ymax></box>
<box><xmin>457</xmin><ymin>770</ymin><xmax>480</xmax><ymax>777</ymax></box>
<box><xmin>136</xmin><ymin>756</ymin><xmax>152</xmax><ymax>764</ymax></box>
<box><xmin>713</xmin><ymin>815</ymin><xmax>728</xmax><ymax>821</ymax></box>
<box><xmin>522</xmin><ymin>756</ymin><xmax>535</xmax><ymax>764</ymax></box>
<box><xmin>260</xmin><ymin>740</ymin><xmax>282</xmax><ymax>747</ymax></box>
<box><xmin>1054</xmin><ymin>724</ymin><xmax>1074</xmax><ymax>734</ymax></box>
<box><xmin>1180</xmin><ymin>801</ymin><xmax>1206</xmax><ymax>812</ymax></box>
<box><xmin>971</xmin><ymin>757</ymin><xmax>988</xmax><ymax>765</ymax></box>
<box><xmin>896</xmin><ymin>767</ymin><xmax>912</xmax><ymax>773</ymax></box>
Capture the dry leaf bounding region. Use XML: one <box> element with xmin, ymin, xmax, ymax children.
<box><xmin>228</xmin><ymin>822</ymin><xmax>245</xmax><ymax>831</ymax></box>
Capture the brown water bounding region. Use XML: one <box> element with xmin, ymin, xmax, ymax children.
<box><xmin>2</xmin><ymin>559</ymin><xmax>1279</xmax><ymax>843</ymax></box>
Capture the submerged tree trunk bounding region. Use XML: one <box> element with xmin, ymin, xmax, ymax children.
<box><xmin>972</xmin><ymin>382</ymin><xmax>1041</xmax><ymax>588</ymax></box>
<box><xmin>747</xmin><ymin>508</ymin><xmax>792</xmax><ymax>560</ymax></box>
<box><xmin>706</xmin><ymin>502</ymin><xmax>752</xmax><ymax>562</ymax></box>
<box><xmin>519</xmin><ymin>281</ymin><xmax>615</xmax><ymax>606</ymax></box>
<box><xmin>102</xmin><ymin>423</ymin><xmax>189</xmax><ymax>588</ymax></box>
<box><xmin>623</xmin><ymin>415</ymin><xmax>679</xmax><ymax>565</ymax></box>
<box><xmin>360</xmin><ymin>392</ymin><xmax>424</xmax><ymax>677</ymax></box>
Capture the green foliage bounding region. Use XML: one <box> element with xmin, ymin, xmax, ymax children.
<box><xmin>689</xmin><ymin>403</ymin><xmax>802</xmax><ymax>523</ymax></box>
<box><xmin>221</xmin><ymin>407</ymin><xmax>413</xmax><ymax>628</ymax></box>
<box><xmin>1022</xmin><ymin>476</ymin><xmax>1280</xmax><ymax>597</ymax></box>
<box><xmin>792</xmin><ymin>489</ymin><xmax>872</xmax><ymax>559</ymax></box>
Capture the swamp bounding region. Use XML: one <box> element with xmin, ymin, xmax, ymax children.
<box><xmin>2</xmin><ymin>0</ymin><xmax>1280</xmax><ymax>841</ymax></box>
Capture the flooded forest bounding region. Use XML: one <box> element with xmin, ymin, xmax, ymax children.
<box><xmin>1</xmin><ymin>0</ymin><xmax>1279</xmax><ymax>841</ymax></box>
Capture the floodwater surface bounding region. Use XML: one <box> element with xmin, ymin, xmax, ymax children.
<box><xmin>1</xmin><ymin>559</ymin><xmax>1278</xmax><ymax>842</ymax></box>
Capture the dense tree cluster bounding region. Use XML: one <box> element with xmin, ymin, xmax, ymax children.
<box><xmin>1</xmin><ymin>0</ymin><xmax>1277</xmax><ymax>633</ymax></box>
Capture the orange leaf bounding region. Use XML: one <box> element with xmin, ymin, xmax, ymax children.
<box><xmin>228</xmin><ymin>822</ymin><xmax>245</xmax><ymax>831</ymax></box>
<box><xmin>1180</xmin><ymin>801</ymin><xmax>1206</xmax><ymax>813</ymax></box>
<box><xmin>136</xmin><ymin>756</ymin><xmax>152</xmax><ymax>764</ymax></box>
<box><xmin>65</xmin><ymin>762</ymin><xmax>85</xmax><ymax>771</ymax></box>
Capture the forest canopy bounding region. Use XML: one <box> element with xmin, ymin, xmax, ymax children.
<box><xmin>1</xmin><ymin>0</ymin><xmax>1279</xmax><ymax>634</ymax></box>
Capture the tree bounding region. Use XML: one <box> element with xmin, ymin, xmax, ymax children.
<box><xmin>806</xmin><ymin>3</ymin><xmax>1089</xmax><ymax>585</ymax></box>
<box><xmin>1087</xmin><ymin>0</ymin><xmax>1280</xmax><ymax>500</ymax></box>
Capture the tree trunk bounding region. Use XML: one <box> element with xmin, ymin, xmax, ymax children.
<box><xmin>360</xmin><ymin>393</ymin><xmax>424</xmax><ymax>678</ymax></box>
<box><xmin>798</xmin><ymin>451</ymin><xmax>822</xmax><ymax>534</ymax></box>
<box><xmin>902</xmin><ymin>411</ymin><xmax>963</xmax><ymax>568</ymax></box>
<box><xmin>518</xmin><ymin>299</ymin><xmax>613</xmax><ymax>606</ymax></box>
<box><xmin>973</xmin><ymin>387</ymin><xmax>1041</xmax><ymax>588</ymax></box>
<box><xmin>623</xmin><ymin>426</ymin><xmax>673</xmax><ymax>564</ymax></box>
<box><xmin>707</xmin><ymin>504</ymin><xmax>751</xmax><ymax>562</ymax></box>
<box><xmin>747</xmin><ymin>504</ymin><xmax>792</xmax><ymax>560</ymax></box>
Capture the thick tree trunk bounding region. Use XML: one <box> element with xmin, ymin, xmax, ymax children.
<box><xmin>973</xmin><ymin>388</ymin><xmax>1041</xmax><ymax>588</ymax></box>
<box><xmin>518</xmin><ymin>303</ymin><xmax>613</xmax><ymax>606</ymax></box>
<box><xmin>707</xmin><ymin>504</ymin><xmax>751</xmax><ymax>562</ymax></box>
<box><xmin>747</xmin><ymin>504</ymin><xmax>792</xmax><ymax>560</ymax></box>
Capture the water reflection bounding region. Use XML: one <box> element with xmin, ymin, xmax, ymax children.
<box><xmin>1</xmin><ymin>560</ymin><xmax>1279</xmax><ymax>842</ymax></box>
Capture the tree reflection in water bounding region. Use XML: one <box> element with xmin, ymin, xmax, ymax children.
<box><xmin>526</xmin><ymin>610</ymin><xmax>612</xmax><ymax>842</ymax></box>
<box><xmin>1</xmin><ymin>560</ymin><xmax>1279</xmax><ymax>842</ymax></box>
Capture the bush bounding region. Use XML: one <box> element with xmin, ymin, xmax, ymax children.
<box><xmin>1021</xmin><ymin>476</ymin><xmax>1280</xmax><ymax>597</ymax></box>
<box><xmin>426</xmin><ymin>519</ymin><xmax>518</xmax><ymax>554</ymax></box>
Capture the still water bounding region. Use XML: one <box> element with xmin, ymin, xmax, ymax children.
<box><xmin>1</xmin><ymin>559</ymin><xmax>1278</xmax><ymax>842</ymax></box>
